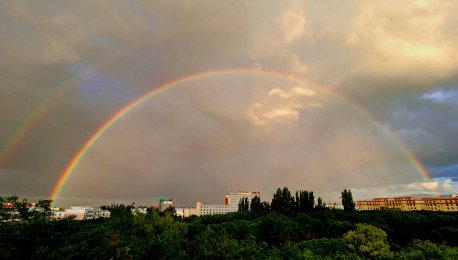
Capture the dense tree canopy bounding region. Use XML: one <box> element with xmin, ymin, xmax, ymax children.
<box><xmin>1</xmin><ymin>189</ymin><xmax>457</xmax><ymax>259</ymax></box>
<box><xmin>342</xmin><ymin>189</ymin><xmax>356</xmax><ymax>212</ymax></box>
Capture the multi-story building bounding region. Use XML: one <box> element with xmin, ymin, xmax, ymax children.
<box><xmin>357</xmin><ymin>196</ymin><xmax>458</xmax><ymax>212</ymax></box>
<box><xmin>419</xmin><ymin>197</ymin><xmax>458</xmax><ymax>211</ymax></box>
<box><xmin>196</xmin><ymin>191</ymin><xmax>261</xmax><ymax>216</ymax></box>
<box><xmin>52</xmin><ymin>206</ymin><xmax>110</xmax><ymax>220</ymax></box>
<box><xmin>159</xmin><ymin>198</ymin><xmax>175</xmax><ymax>211</ymax></box>
<box><xmin>175</xmin><ymin>207</ymin><xmax>198</xmax><ymax>218</ymax></box>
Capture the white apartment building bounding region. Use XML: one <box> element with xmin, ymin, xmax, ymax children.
<box><xmin>52</xmin><ymin>206</ymin><xmax>110</xmax><ymax>220</ymax></box>
<box><xmin>175</xmin><ymin>207</ymin><xmax>198</xmax><ymax>218</ymax></box>
<box><xmin>196</xmin><ymin>191</ymin><xmax>260</xmax><ymax>216</ymax></box>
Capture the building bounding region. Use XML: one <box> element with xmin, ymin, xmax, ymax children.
<box><xmin>196</xmin><ymin>191</ymin><xmax>261</xmax><ymax>216</ymax></box>
<box><xmin>175</xmin><ymin>207</ymin><xmax>198</xmax><ymax>218</ymax></box>
<box><xmin>159</xmin><ymin>198</ymin><xmax>175</xmax><ymax>211</ymax></box>
<box><xmin>357</xmin><ymin>196</ymin><xmax>458</xmax><ymax>212</ymax></box>
<box><xmin>325</xmin><ymin>203</ymin><xmax>344</xmax><ymax>210</ymax></box>
<box><xmin>1</xmin><ymin>201</ymin><xmax>51</xmax><ymax>222</ymax></box>
<box><xmin>419</xmin><ymin>197</ymin><xmax>458</xmax><ymax>211</ymax></box>
<box><xmin>52</xmin><ymin>206</ymin><xmax>110</xmax><ymax>220</ymax></box>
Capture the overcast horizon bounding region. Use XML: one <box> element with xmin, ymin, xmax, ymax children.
<box><xmin>1</xmin><ymin>0</ymin><xmax>457</xmax><ymax>208</ymax></box>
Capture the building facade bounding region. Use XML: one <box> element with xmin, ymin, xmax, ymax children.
<box><xmin>159</xmin><ymin>198</ymin><xmax>175</xmax><ymax>211</ymax></box>
<box><xmin>175</xmin><ymin>207</ymin><xmax>198</xmax><ymax>218</ymax></box>
<box><xmin>357</xmin><ymin>196</ymin><xmax>458</xmax><ymax>212</ymax></box>
<box><xmin>52</xmin><ymin>206</ymin><xmax>110</xmax><ymax>220</ymax></box>
<box><xmin>196</xmin><ymin>191</ymin><xmax>261</xmax><ymax>216</ymax></box>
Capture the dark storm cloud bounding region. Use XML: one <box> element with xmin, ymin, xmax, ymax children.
<box><xmin>388</xmin><ymin>85</ymin><xmax>458</xmax><ymax>168</ymax></box>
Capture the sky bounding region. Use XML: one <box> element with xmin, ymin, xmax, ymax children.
<box><xmin>0</xmin><ymin>0</ymin><xmax>457</xmax><ymax>207</ymax></box>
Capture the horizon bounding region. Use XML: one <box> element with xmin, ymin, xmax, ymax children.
<box><xmin>4</xmin><ymin>189</ymin><xmax>457</xmax><ymax>209</ymax></box>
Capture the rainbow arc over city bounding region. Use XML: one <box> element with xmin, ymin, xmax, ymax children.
<box><xmin>48</xmin><ymin>68</ymin><xmax>433</xmax><ymax>204</ymax></box>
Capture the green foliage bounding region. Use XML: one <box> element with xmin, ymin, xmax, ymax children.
<box><xmin>238</xmin><ymin>197</ymin><xmax>249</xmax><ymax>212</ymax></box>
<box><xmin>32</xmin><ymin>199</ymin><xmax>53</xmax><ymax>221</ymax></box>
<box><xmin>341</xmin><ymin>189</ymin><xmax>355</xmax><ymax>212</ymax></box>
<box><xmin>163</xmin><ymin>205</ymin><xmax>177</xmax><ymax>217</ymax></box>
<box><xmin>14</xmin><ymin>198</ymin><xmax>30</xmax><ymax>223</ymax></box>
<box><xmin>298</xmin><ymin>238</ymin><xmax>349</xmax><ymax>258</ymax></box>
<box><xmin>271</xmin><ymin>187</ymin><xmax>295</xmax><ymax>214</ymax></box>
<box><xmin>322</xmin><ymin>220</ymin><xmax>354</xmax><ymax>238</ymax></box>
<box><xmin>250</xmin><ymin>195</ymin><xmax>261</xmax><ymax>213</ymax></box>
<box><xmin>1</xmin><ymin>193</ymin><xmax>457</xmax><ymax>258</ymax></box>
<box><xmin>343</xmin><ymin>223</ymin><xmax>391</xmax><ymax>258</ymax></box>
<box><xmin>190</xmin><ymin>228</ymin><xmax>266</xmax><ymax>259</ymax></box>
<box><xmin>295</xmin><ymin>190</ymin><xmax>315</xmax><ymax>212</ymax></box>
<box><xmin>317</xmin><ymin>197</ymin><xmax>325</xmax><ymax>209</ymax></box>
<box><xmin>260</xmin><ymin>201</ymin><xmax>270</xmax><ymax>213</ymax></box>
<box><xmin>394</xmin><ymin>240</ymin><xmax>458</xmax><ymax>259</ymax></box>
<box><xmin>260</xmin><ymin>212</ymin><xmax>299</xmax><ymax>246</ymax></box>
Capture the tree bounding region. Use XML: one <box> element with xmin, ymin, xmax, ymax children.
<box><xmin>260</xmin><ymin>201</ymin><xmax>270</xmax><ymax>213</ymax></box>
<box><xmin>341</xmin><ymin>189</ymin><xmax>355</xmax><ymax>212</ymax></box>
<box><xmin>271</xmin><ymin>188</ymin><xmax>282</xmax><ymax>213</ymax></box>
<box><xmin>271</xmin><ymin>187</ymin><xmax>295</xmax><ymax>214</ymax></box>
<box><xmin>14</xmin><ymin>198</ymin><xmax>29</xmax><ymax>223</ymax></box>
<box><xmin>33</xmin><ymin>199</ymin><xmax>53</xmax><ymax>221</ymax></box>
<box><xmin>306</xmin><ymin>191</ymin><xmax>314</xmax><ymax>211</ymax></box>
<box><xmin>343</xmin><ymin>223</ymin><xmax>391</xmax><ymax>258</ymax></box>
<box><xmin>1</xmin><ymin>195</ymin><xmax>19</xmax><ymax>222</ymax></box>
<box><xmin>163</xmin><ymin>206</ymin><xmax>177</xmax><ymax>217</ymax></box>
<box><xmin>397</xmin><ymin>240</ymin><xmax>458</xmax><ymax>259</ymax></box>
<box><xmin>105</xmin><ymin>203</ymin><xmax>134</xmax><ymax>221</ymax></box>
<box><xmin>250</xmin><ymin>196</ymin><xmax>261</xmax><ymax>213</ymax></box>
<box><xmin>238</xmin><ymin>197</ymin><xmax>249</xmax><ymax>212</ymax></box>
<box><xmin>317</xmin><ymin>197</ymin><xmax>325</xmax><ymax>209</ymax></box>
<box><xmin>295</xmin><ymin>190</ymin><xmax>315</xmax><ymax>212</ymax></box>
<box><xmin>260</xmin><ymin>212</ymin><xmax>299</xmax><ymax>246</ymax></box>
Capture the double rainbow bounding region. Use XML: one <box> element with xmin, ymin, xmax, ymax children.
<box><xmin>49</xmin><ymin>68</ymin><xmax>433</xmax><ymax>203</ymax></box>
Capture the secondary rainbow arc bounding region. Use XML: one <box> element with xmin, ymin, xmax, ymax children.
<box><xmin>50</xmin><ymin>68</ymin><xmax>433</xmax><ymax>203</ymax></box>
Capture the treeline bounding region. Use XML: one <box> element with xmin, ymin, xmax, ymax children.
<box><xmin>1</xmin><ymin>188</ymin><xmax>458</xmax><ymax>259</ymax></box>
<box><xmin>238</xmin><ymin>187</ymin><xmax>355</xmax><ymax>214</ymax></box>
<box><xmin>0</xmin><ymin>195</ymin><xmax>53</xmax><ymax>223</ymax></box>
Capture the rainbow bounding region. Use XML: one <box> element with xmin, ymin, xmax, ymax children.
<box><xmin>50</xmin><ymin>68</ymin><xmax>433</xmax><ymax>203</ymax></box>
<box><xmin>0</xmin><ymin>18</ymin><xmax>242</xmax><ymax>168</ymax></box>
<box><xmin>0</xmin><ymin>89</ymin><xmax>64</xmax><ymax>167</ymax></box>
<box><xmin>0</xmin><ymin>48</ymin><xmax>136</xmax><ymax>168</ymax></box>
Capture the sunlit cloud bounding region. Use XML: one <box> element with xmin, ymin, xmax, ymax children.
<box><xmin>415</xmin><ymin>181</ymin><xmax>439</xmax><ymax>190</ymax></box>
<box><xmin>268</xmin><ymin>87</ymin><xmax>315</xmax><ymax>99</ymax></box>
<box><xmin>247</xmin><ymin>86</ymin><xmax>320</xmax><ymax>126</ymax></box>
<box><xmin>346</xmin><ymin>0</ymin><xmax>458</xmax><ymax>76</ymax></box>
<box><xmin>277</xmin><ymin>3</ymin><xmax>307</xmax><ymax>44</ymax></box>
<box><xmin>353</xmin><ymin>178</ymin><xmax>458</xmax><ymax>200</ymax></box>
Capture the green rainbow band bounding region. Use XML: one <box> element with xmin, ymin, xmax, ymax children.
<box><xmin>50</xmin><ymin>68</ymin><xmax>433</xmax><ymax>203</ymax></box>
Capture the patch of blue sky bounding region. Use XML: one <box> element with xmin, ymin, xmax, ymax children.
<box><xmin>422</xmin><ymin>86</ymin><xmax>458</xmax><ymax>105</ymax></box>
<box><xmin>80</xmin><ymin>71</ymin><xmax>138</xmax><ymax>104</ymax></box>
<box><xmin>427</xmin><ymin>163</ymin><xmax>458</xmax><ymax>179</ymax></box>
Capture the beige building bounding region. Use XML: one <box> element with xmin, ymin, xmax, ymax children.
<box><xmin>357</xmin><ymin>196</ymin><xmax>458</xmax><ymax>212</ymax></box>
